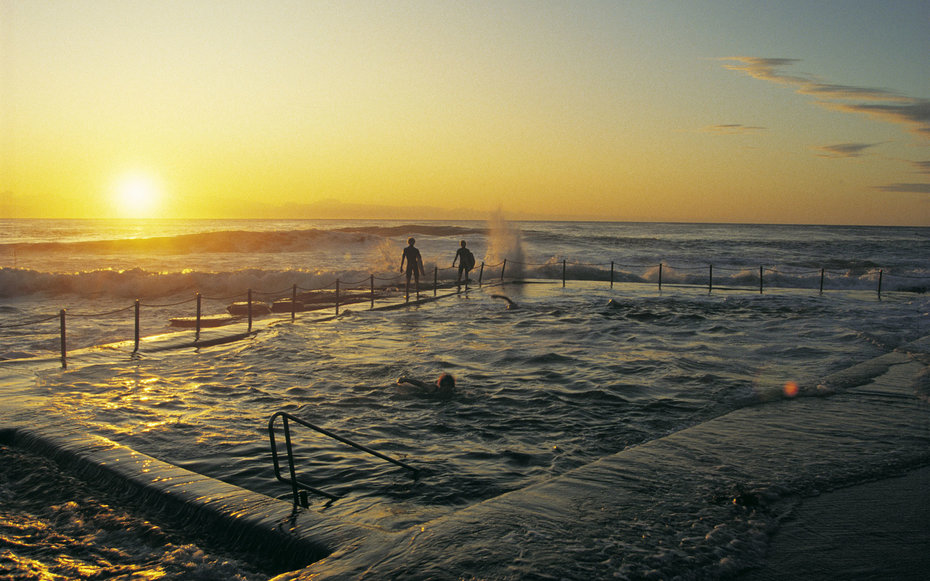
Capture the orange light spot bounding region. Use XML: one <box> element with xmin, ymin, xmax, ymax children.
<box><xmin>783</xmin><ymin>381</ymin><xmax>799</xmax><ymax>398</ymax></box>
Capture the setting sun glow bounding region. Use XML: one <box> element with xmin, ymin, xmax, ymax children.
<box><xmin>112</xmin><ymin>173</ymin><xmax>161</xmax><ymax>219</ymax></box>
<box><xmin>2</xmin><ymin>3</ymin><xmax>928</xmax><ymax>224</ymax></box>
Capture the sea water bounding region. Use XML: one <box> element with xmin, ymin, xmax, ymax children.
<box><xmin>1</xmin><ymin>219</ymin><xmax>928</xmax><ymax>578</ymax></box>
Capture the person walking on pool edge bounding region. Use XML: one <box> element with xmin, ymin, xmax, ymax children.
<box><xmin>452</xmin><ymin>240</ymin><xmax>475</xmax><ymax>284</ymax></box>
<box><xmin>400</xmin><ymin>237</ymin><xmax>425</xmax><ymax>299</ymax></box>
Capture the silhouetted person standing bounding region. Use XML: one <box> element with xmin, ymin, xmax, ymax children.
<box><xmin>452</xmin><ymin>240</ymin><xmax>475</xmax><ymax>284</ymax></box>
<box><xmin>400</xmin><ymin>237</ymin><xmax>425</xmax><ymax>300</ymax></box>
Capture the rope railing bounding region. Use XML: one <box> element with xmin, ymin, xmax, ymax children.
<box><xmin>201</xmin><ymin>292</ymin><xmax>247</xmax><ymax>302</ymax></box>
<box><xmin>0</xmin><ymin>313</ymin><xmax>62</xmax><ymax>328</ymax></box>
<box><xmin>143</xmin><ymin>296</ymin><xmax>199</xmax><ymax>308</ymax></box>
<box><xmin>252</xmin><ymin>286</ymin><xmax>296</xmax><ymax>297</ymax></box>
<box><xmin>68</xmin><ymin>305</ymin><xmax>136</xmax><ymax>318</ymax></box>
<box><xmin>339</xmin><ymin>275</ymin><xmax>375</xmax><ymax>286</ymax></box>
<box><xmin>887</xmin><ymin>272</ymin><xmax>930</xmax><ymax>279</ymax></box>
<box><xmin>2</xmin><ymin>258</ymin><xmax>927</xmax><ymax>368</ymax></box>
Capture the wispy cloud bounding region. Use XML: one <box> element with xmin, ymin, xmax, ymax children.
<box><xmin>722</xmin><ymin>57</ymin><xmax>930</xmax><ymax>137</ymax></box>
<box><xmin>874</xmin><ymin>183</ymin><xmax>930</xmax><ymax>194</ymax></box>
<box><xmin>721</xmin><ymin>57</ymin><xmax>804</xmax><ymax>85</ymax></box>
<box><xmin>813</xmin><ymin>142</ymin><xmax>883</xmax><ymax>158</ymax></box>
<box><xmin>825</xmin><ymin>100</ymin><xmax>930</xmax><ymax>137</ymax></box>
<box><xmin>701</xmin><ymin>123</ymin><xmax>766</xmax><ymax>135</ymax></box>
<box><xmin>878</xmin><ymin>160</ymin><xmax>930</xmax><ymax>194</ymax></box>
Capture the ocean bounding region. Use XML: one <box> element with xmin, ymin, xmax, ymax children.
<box><xmin>1</xmin><ymin>218</ymin><xmax>929</xmax><ymax>579</ymax></box>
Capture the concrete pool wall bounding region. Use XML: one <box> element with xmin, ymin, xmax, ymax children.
<box><xmin>0</xmin><ymin>419</ymin><xmax>388</xmax><ymax>572</ymax></box>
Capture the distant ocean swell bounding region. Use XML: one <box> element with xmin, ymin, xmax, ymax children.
<box><xmin>0</xmin><ymin>267</ymin><xmax>385</xmax><ymax>300</ymax></box>
<box><xmin>0</xmin><ymin>261</ymin><xmax>930</xmax><ymax>299</ymax></box>
<box><xmin>0</xmin><ymin>263</ymin><xmax>926</xmax><ymax>301</ymax></box>
<box><xmin>0</xmin><ymin>225</ymin><xmax>483</xmax><ymax>256</ymax></box>
<box><xmin>0</xmin><ymin>222</ymin><xmax>927</xmax><ymax>301</ymax></box>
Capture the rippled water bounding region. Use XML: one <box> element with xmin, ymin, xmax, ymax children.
<box><xmin>15</xmin><ymin>281</ymin><xmax>926</xmax><ymax>531</ymax></box>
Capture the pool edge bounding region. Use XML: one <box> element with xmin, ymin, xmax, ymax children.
<box><xmin>0</xmin><ymin>421</ymin><xmax>391</xmax><ymax>571</ymax></box>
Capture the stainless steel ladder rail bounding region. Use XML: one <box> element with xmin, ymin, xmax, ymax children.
<box><xmin>268</xmin><ymin>411</ymin><xmax>419</xmax><ymax>507</ymax></box>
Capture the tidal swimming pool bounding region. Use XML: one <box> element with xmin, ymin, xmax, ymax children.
<box><xmin>2</xmin><ymin>282</ymin><xmax>926</xmax><ymax>578</ymax></box>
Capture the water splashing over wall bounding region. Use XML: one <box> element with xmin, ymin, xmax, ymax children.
<box><xmin>485</xmin><ymin>212</ymin><xmax>526</xmax><ymax>278</ymax></box>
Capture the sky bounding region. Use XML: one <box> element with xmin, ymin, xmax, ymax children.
<box><xmin>2</xmin><ymin>0</ymin><xmax>929</xmax><ymax>225</ymax></box>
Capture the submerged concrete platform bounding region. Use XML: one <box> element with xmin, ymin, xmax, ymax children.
<box><xmin>738</xmin><ymin>465</ymin><xmax>930</xmax><ymax>580</ymax></box>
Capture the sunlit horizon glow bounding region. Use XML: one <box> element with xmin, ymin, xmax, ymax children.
<box><xmin>111</xmin><ymin>171</ymin><xmax>163</xmax><ymax>219</ymax></box>
<box><xmin>1</xmin><ymin>1</ymin><xmax>928</xmax><ymax>225</ymax></box>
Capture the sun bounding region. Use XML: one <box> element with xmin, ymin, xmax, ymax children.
<box><xmin>112</xmin><ymin>172</ymin><xmax>162</xmax><ymax>218</ymax></box>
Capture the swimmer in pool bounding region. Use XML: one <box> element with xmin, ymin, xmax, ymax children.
<box><xmin>490</xmin><ymin>294</ymin><xmax>518</xmax><ymax>309</ymax></box>
<box><xmin>397</xmin><ymin>373</ymin><xmax>455</xmax><ymax>395</ymax></box>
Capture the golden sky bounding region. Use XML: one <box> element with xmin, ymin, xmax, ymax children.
<box><xmin>2</xmin><ymin>1</ymin><xmax>929</xmax><ymax>225</ymax></box>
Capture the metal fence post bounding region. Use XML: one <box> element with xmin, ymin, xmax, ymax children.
<box><xmin>248</xmin><ymin>289</ymin><xmax>253</xmax><ymax>332</ymax></box>
<box><xmin>134</xmin><ymin>299</ymin><xmax>140</xmax><ymax>352</ymax></box>
<box><xmin>59</xmin><ymin>309</ymin><xmax>67</xmax><ymax>368</ymax></box>
<box><xmin>195</xmin><ymin>292</ymin><xmax>202</xmax><ymax>339</ymax></box>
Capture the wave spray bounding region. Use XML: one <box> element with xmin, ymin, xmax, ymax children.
<box><xmin>484</xmin><ymin>211</ymin><xmax>526</xmax><ymax>278</ymax></box>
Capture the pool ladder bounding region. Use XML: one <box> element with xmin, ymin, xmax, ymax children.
<box><xmin>268</xmin><ymin>411</ymin><xmax>419</xmax><ymax>507</ymax></box>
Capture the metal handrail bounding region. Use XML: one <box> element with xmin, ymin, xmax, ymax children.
<box><xmin>267</xmin><ymin>411</ymin><xmax>418</xmax><ymax>507</ymax></box>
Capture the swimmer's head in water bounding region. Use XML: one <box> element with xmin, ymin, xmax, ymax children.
<box><xmin>408</xmin><ymin>237</ymin><xmax>416</xmax><ymax>245</ymax></box>
<box><xmin>437</xmin><ymin>373</ymin><xmax>455</xmax><ymax>390</ymax></box>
